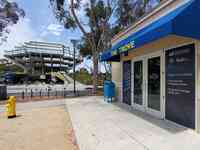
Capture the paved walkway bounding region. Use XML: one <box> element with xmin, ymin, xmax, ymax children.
<box><xmin>66</xmin><ymin>96</ymin><xmax>200</xmax><ymax>150</ymax></box>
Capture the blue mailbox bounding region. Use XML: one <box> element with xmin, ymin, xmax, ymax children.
<box><xmin>104</xmin><ymin>80</ymin><xmax>116</xmax><ymax>103</ymax></box>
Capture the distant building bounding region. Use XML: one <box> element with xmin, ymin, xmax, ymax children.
<box><xmin>4</xmin><ymin>41</ymin><xmax>79</xmax><ymax>75</ymax></box>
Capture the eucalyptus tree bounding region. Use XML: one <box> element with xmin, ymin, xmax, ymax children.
<box><xmin>50</xmin><ymin>0</ymin><xmax>116</xmax><ymax>94</ymax></box>
<box><xmin>0</xmin><ymin>0</ymin><xmax>25</xmax><ymax>44</ymax></box>
<box><xmin>116</xmin><ymin>0</ymin><xmax>136</xmax><ymax>29</ymax></box>
<box><xmin>116</xmin><ymin>0</ymin><xmax>161</xmax><ymax>30</ymax></box>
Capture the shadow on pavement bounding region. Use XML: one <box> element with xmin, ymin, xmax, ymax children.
<box><xmin>113</xmin><ymin>101</ymin><xmax>188</xmax><ymax>134</ymax></box>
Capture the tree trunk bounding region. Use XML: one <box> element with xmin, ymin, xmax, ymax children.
<box><xmin>92</xmin><ymin>52</ymin><xmax>99</xmax><ymax>95</ymax></box>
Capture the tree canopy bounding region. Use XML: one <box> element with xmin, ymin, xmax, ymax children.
<box><xmin>116</xmin><ymin>0</ymin><xmax>162</xmax><ymax>29</ymax></box>
<box><xmin>49</xmin><ymin>0</ymin><xmax>162</xmax><ymax>93</ymax></box>
<box><xmin>79</xmin><ymin>0</ymin><xmax>162</xmax><ymax>55</ymax></box>
<box><xmin>50</xmin><ymin>0</ymin><xmax>162</xmax><ymax>55</ymax></box>
<box><xmin>50</xmin><ymin>0</ymin><xmax>116</xmax><ymax>93</ymax></box>
<box><xmin>0</xmin><ymin>0</ymin><xmax>25</xmax><ymax>44</ymax></box>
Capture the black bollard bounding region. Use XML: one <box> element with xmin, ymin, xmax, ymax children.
<box><xmin>30</xmin><ymin>89</ymin><xmax>33</xmax><ymax>98</ymax></box>
<box><xmin>22</xmin><ymin>91</ymin><xmax>24</xmax><ymax>99</ymax></box>
<box><xmin>47</xmin><ymin>88</ymin><xmax>50</xmax><ymax>97</ymax></box>
<box><xmin>64</xmin><ymin>88</ymin><xmax>66</xmax><ymax>98</ymax></box>
<box><xmin>40</xmin><ymin>89</ymin><xmax>42</xmax><ymax>98</ymax></box>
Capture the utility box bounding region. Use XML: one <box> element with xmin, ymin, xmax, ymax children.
<box><xmin>0</xmin><ymin>85</ymin><xmax>7</xmax><ymax>101</ymax></box>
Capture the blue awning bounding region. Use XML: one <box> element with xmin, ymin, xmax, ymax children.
<box><xmin>101</xmin><ymin>0</ymin><xmax>200</xmax><ymax>61</ymax></box>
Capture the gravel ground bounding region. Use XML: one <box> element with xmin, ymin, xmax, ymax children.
<box><xmin>0</xmin><ymin>106</ymin><xmax>79</xmax><ymax>150</ymax></box>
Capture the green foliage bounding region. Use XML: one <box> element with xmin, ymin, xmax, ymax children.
<box><xmin>0</xmin><ymin>64</ymin><xmax>24</xmax><ymax>75</ymax></box>
<box><xmin>110</xmin><ymin>26</ymin><xmax>121</xmax><ymax>37</ymax></box>
<box><xmin>50</xmin><ymin>0</ymin><xmax>82</xmax><ymax>29</ymax></box>
<box><xmin>70</xmin><ymin>69</ymin><xmax>110</xmax><ymax>85</ymax></box>
<box><xmin>70</xmin><ymin>69</ymin><xmax>93</xmax><ymax>85</ymax></box>
<box><xmin>50</xmin><ymin>0</ymin><xmax>114</xmax><ymax>50</ymax></box>
<box><xmin>116</xmin><ymin>0</ymin><xmax>136</xmax><ymax>29</ymax></box>
<box><xmin>0</xmin><ymin>64</ymin><xmax>6</xmax><ymax>74</ymax></box>
<box><xmin>78</xmin><ymin>0</ymin><xmax>161</xmax><ymax>54</ymax></box>
<box><xmin>85</xmin><ymin>1</ymin><xmax>111</xmax><ymax>29</ymax></box>
<box><xmin>64</xmin><ymin>14</ymin><xmax>77</xmax><ymax>29</ymax></box>
<box><xmin>115</xmin><ymin>0</ymin><xmax>160</xmax><ymax>30</ymax></box>
<box><xmin>9</xmin><ymin>64</ymin><xmax>24</xmax><ymax>73</ymax></box>
<box><xmin>79</xmin><ymin>37</ymin><xmax>92</xmax><ymax>56</ymax></box>
<box><xmin>49</xmin><ymin>0</ymin><xmax>161</xmax><ymax>93</ymax></box>
<box><xmin>79</xmin><ymin>25</ymin><xmax>121</xmax><ymax>55</ymax></box>
<box><xmin>0</xmin><ymin>0</ymin><xmax>25</xmax><ymax>44</ymax></box>
<box><xmin>51</xmin><ymin>0</ymin><xmax>115</xmax><ymax>56</ymax></box>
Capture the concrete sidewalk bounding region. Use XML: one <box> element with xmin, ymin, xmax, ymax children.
<box><xmin>66</xmin><ymin>96</ymin><xmax>200</xmax><ymax>150</ymax></box>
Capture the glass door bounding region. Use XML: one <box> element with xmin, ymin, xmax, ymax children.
<box><xmin>132</xmin><ymin>60</ymin><xmax>145</xmax><ymax>111</ymax></box>
<box><xmin>146</xmin><ymin>54</ymin><xmax>163</xmax><ymax>118</ymax></box>
<box><xmin>132</xmin><ymin>52</ymin><xmax>164</xmax><ymax>118</ymax></box>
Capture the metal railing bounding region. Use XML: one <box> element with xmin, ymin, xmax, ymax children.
<box><xmin>5</xmin><ymin>47</ymin><xmax>79</xmax><ymax>58</ymax></box>
<box><xmin>7</xmin><ymin>88</ymin><xmax>93</xmax><ymax>102</ymax></box>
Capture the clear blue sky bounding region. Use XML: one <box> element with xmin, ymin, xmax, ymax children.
<box><xmin>0</xmin><ymin>0</ymin><xmax>81</xmax><ymax>57</ymax></box>
<box><xmin>16</xmin><ymin>0</ymin><xmax>81</xmax><ymax>42</ymax></box>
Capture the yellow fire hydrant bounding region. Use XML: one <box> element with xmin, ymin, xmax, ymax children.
<box><xmin>6</xmin><ymin>96</ymin><xmax>16</xmax><ymax>118</ymax></box>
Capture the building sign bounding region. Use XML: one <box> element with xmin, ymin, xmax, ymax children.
<box><xmin>119</xmin><ymin>41</ymin><xmax>135</xmax><ymax>53</ymax></box>
<box><xmin>123</xmin><ymin>60</ymin><xmax>132</xmax><ymax>105</ymax></box>
<box><xmin>165</xmin><ymin>44</ymin><xmax>195</xmax><ymax>129</ymax></box>
<box><xmin>111</xmin><ymin>40</ymin><xmax>135</xmax><ymax>57</ymax></box>
<box><xmin>111</xmin><ymin>50</ymin><xmax>118</xmax><ymax>56</ymax></box>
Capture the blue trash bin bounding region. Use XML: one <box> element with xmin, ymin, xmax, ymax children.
<box><xmin>104</xmin><ymin>80</ymin><xmax>116</xmax><ymax>103</ymax></box>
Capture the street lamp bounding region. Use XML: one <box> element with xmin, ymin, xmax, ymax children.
<box><xmin>70</xmin><ymin>39</ymin><xmax>79</xmax><ymax>95</ymax></box>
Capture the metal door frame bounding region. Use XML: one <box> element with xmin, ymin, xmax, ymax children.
<box><xmin>132</xmin><ymin>56</ymin><xmax>146</xmax><ymax>112</ymax></box>
<box><xmin>131</xmin><ymin>51</ymin><xmax>164</xmax><ymax>119</ymax></box>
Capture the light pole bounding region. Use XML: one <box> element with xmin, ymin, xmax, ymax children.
<box><xmin>71</xmin><ymin>39</ymin><xmax>78</xmax><ymax>95</ymax></box>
